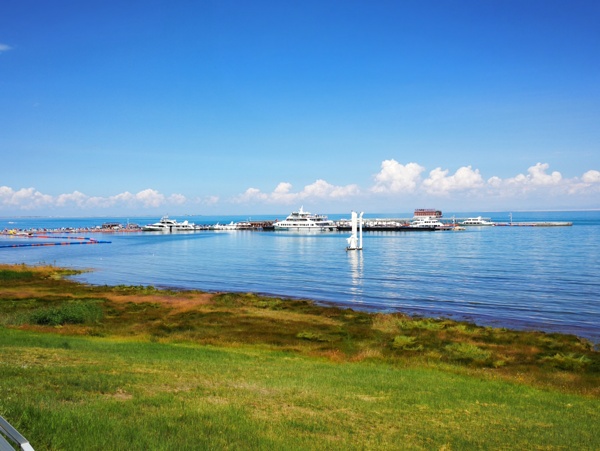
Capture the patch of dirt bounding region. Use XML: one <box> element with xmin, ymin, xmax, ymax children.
<box><xmin>107</xmin><ymin>389</ymin><xmax>133</xmax><ymax>401</ymax></box>
<box><xmin>105</xmin><ymin>292</ymin><xmax>214</xmax><ymax>314</ymax></box>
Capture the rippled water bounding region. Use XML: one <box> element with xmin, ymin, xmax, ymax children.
<box><xmin>1</xmin><ymin>211</ymin><xmax>599</xmax><ymax>342</ymax></box>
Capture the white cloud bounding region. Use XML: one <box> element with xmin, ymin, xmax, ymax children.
<box><xmin>371</xmin><ymin>160</ymin><xmax>424</xmax><ymax>193</ymax></box>
<box><xmin>202</xmin><ymin>195</ymin><xmax>220</xmax><ymax>206</ymax></box>
<box><xmin>564</xmin><ymin>170</ymin><xmax>600</xmax><ymax>195</ymax></box>
<box><xmin>132</xmin><ymin>189</ymin><xmax>164</xmax><ymax>207</ymax></box>
<box><xmin>484</xmin><ymin>163</ymin><xmax>565</xmax><ymax>197</ymax></box>
<box><xmin>86</xmin><ymin>195</ymin><xmax>115</xmax><ymax>208</ymax></box>
<box><xmin>168</xmin><ymin>193</ymin><xmax>187</xmax><ymax>205</ymax></box>
<box><xmin>302</xmin><ymin>179</ymin><xmax>360</xmax><ymax>199</ymax></box>
<box><xmin>234</xmin><ymin>187</ymin><xmax>269</xmax><ymax>204</ymax></box>
<box><xmin>487</xmin><ymin>176</ymin><xmax>502</xmax><ymax>188</ymax></box>
<box><xmin>0</xmin><ymin>186</ymin><xmax>53</xmax><ymax>209</ymax></box>
<box><xmin>500</xmin><ymin>163</ymin><xmax>562</xmax><ymax>187</ymax></box>
<box><xmin>2</xmin><ymin>161</ymin><xmax>599</xmax><ymax>214</ymax></box>
<box><xmin>233</xmin><ymin>180</ymin><xmax>360</xmax><ymax>205</ymax></box>
<box><xmin>0</xmin><ymin>43</ymin><xmax>11</xmax><ymax>53</ymax></box>
<box><xmin>56</xmin><ymin>191</ymin><xmax>88</xmax><ymax>207</ymax></box>
<box><xmin>525</xmin><ymin>162</ymin><xmax>562</xmax><ymax>186</ymax></box>
<box><xmin>270</xmin><ymin>182</ymin><xmax>295</xmax><ymax>203</ymax></box>
<box><xmin>0</xmin><ymin>186</ymin><xmax>188</xmax><ymax>211</ymax></box>
<box><xmin>112</xmin><ymin>192</ymin><xmax>134</xmax><ymax>203</ymax></box>
<box><xmin>99</xmin><ymin>189</ymin><xmax>179</xmax><ymax>208</ymax></box>
<box><xmin>422</xmin><ymin>166</ymin><xmax>484</xmax><ymax>195</ymax></box>
<box><xmin>582</xmin><ymin>170</ymin><xmax>600</xmax><ymax>184</ymax></box>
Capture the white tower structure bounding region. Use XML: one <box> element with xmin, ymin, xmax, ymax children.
<box><xmin>346</xmin><ymin>211</ymin><xmax>364</xmax><ymax>251</ymax></box>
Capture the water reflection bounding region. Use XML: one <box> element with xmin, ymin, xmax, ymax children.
<box><xmin>347</xmin><ymin>249</ymin><xmax>364</xmax><ymax>302</ymax></box>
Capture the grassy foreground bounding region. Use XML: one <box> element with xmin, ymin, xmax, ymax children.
<box><xmin>1</xmin><ymin>264</ymin><xmax>599</xmax><ymax>450</ymax></box>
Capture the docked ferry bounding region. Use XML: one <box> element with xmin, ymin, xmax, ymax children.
<box><xmin>142</xmin><ymin>216</ymin><xmax>196</xmax><ymax>232</ymax></box>
<box><xmin>460</xmin><ymin>216</ymin><xmax>496</xmax><ymax>226</ymax></box>
<box><xmin>273</xmin><ymin>207</ymin><xmax>337</xmax><ymax>231</ymax></box>
<box><xmin>409</xmin><ymin>218</ymin><xmax>445</xmax><ymax>229</ymax></box>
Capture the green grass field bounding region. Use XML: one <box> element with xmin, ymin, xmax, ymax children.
<box><xmin>1</xmin><ymin>264</ymin><xmax>599</xmax><ymax>450</ymax></box>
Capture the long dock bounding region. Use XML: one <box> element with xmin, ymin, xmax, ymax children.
<box><xmin>495</xmin><ymin>222</ymin><xmax>572</xmax><ymax>227</ymax></box>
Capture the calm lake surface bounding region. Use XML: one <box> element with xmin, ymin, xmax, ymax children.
<box><xmin>2</xmin><ymin>211</ymin><xmax>599</xmax><ymax>343</ymax></box>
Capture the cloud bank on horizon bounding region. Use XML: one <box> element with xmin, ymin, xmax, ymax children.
<box><xmin>2</xmin><ymin>161</ymin><xmax>599</xmax><ymax>215</ymax></box>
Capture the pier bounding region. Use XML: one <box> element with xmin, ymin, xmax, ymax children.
<box><xmin>495</xmin><ymin>222</ymin><xmax>573</xmax><ymax>227</ymax></box>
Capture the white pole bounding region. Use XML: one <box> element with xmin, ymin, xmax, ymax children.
<box><xmin>347</xmin><ymin>211</ymin><xmax>358</xmax><ymax>250</ymax></box>
<box><xmin>359</xmin><ymin>212</ymin><xmax>364</xmax><ymax>250</ymax></box>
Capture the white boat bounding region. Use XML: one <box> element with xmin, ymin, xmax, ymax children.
<box><xmin>211</xmin><ymin>220</ymin><xmax>255</xmax><ymax>231</ymax></box>
<box><xmin>409</xmin><ymin>218</ymin><xmax>444</xmax><ymax>229</ymax></box>
<box><xmin>273</xmin><ymin>206</ymin><xmax>337</xmax><ymax>231</ymax></box>
<box><xmin>142</xmin><ymin>216</ymin><xmax>196</xmax><ymax>232</ymax></box>
<box><xmin>212</xmin><ymin>221</ymin><xmax>239</xmax><ymax>231</ymax></box>
<box><xmin>234</xmin><ymin>221</ymin><xmax>254</xmax><ymax>230</ymax></box>
<box><xmin>460</xmin><ymin>216</ymin><xmax>495</xmax><ymax>226</ymax></box>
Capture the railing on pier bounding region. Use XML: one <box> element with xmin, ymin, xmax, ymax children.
<box><xmin>0</xmin><ymin>415</ymin><xmax>34</xmax><ymax>451</ymax></box>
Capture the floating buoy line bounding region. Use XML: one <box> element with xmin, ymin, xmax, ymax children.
<box><xmin>0</xmin><ymin>235</ymin><xmax>111</xmax><ymax>248</ymax></box>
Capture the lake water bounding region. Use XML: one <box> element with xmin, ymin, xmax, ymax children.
<box><xmin>1</xmin><ymin>211</ymin><xmax>599</xmax><ymax>343</ymax></box>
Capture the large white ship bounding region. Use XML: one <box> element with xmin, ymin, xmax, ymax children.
<box><xmin>408</xmin><ymin>208</ymin><xmax>444</xmax><ymax>229</ymax></box>
<box><xmin>460</xmin><ymin>216</ymin><xmax>496</xmax><ymax>226</ymax></box>
<box><xmin>142</xmin><ymin>216</ymin><xmax>196</xmax><ymax>232</ymax></box>
<box><xmin>273</xmin><ymin>207</ymin><xmax>337</xmax><ymax>231</ymax></box>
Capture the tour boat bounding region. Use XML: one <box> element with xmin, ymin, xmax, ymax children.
<box><xmin>212</xmin><ymin>221</ymin><xmax>239</xmax><ymax>231</ymax></box>
<box><xmin>273</xmin><ymin>207</ymin><xmax>337</xmax><ymax>231</ymax></box>
<box><xmin>408</xmin><ymin>218</ymin><xmax>444</xmax><ymax>229</ymax></box>
<box><xmin>142</xmin><ymin>216</ymin><xmax>196</xmax><ymax>232</ymax></box>
<box><xmin>460</xmin><ymin>216</ymin><xmax>496</xmax><ymax>226</ymax></box>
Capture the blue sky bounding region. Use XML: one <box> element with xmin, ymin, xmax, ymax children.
<box><xmin>1</xmin><ymin>0</ymin><xmax>599</xmax><ymax>216</ymax></box>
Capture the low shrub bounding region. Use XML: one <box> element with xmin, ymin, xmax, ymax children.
<box><xmin>445</xmin><ymin>342</ymin><xmax>492</xmax><ymax>365</ymax></box>
<box><xmin>213</xmin><ymin>293</ymin><xmax>243</xmax><ymax>307</ymax></box>
<box><xmin>540</xmin><ymin>353</ymin><xmax>592</xmax><ymax>372</ymax></box>
<box><xmin>297</xmin><ymin>331</ymin><xmax>329</xmax><ymax>342</ymax></box>
<box><xmin>0</xmin><ymin>269</ymin><xmax>34</xmax><ymax>281</ymax></box>
<box><xmin>392</xmin><ymin>335</ymin><xmax>423</xmax><ymax>351</ymax></box>
<box><xmin>398</xmin><ymin>318</ymin><xmax>445</xmax><ymax>331</ymax></box>
<box><xmin>28</xmin><ymin>302</ymin><xmax>103</xmax><ymax>326</ymax></box>
<box><xmin>113</xmin><ymin>285</ymin><xmax>158</xmax><ymax>294</ymax></box>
